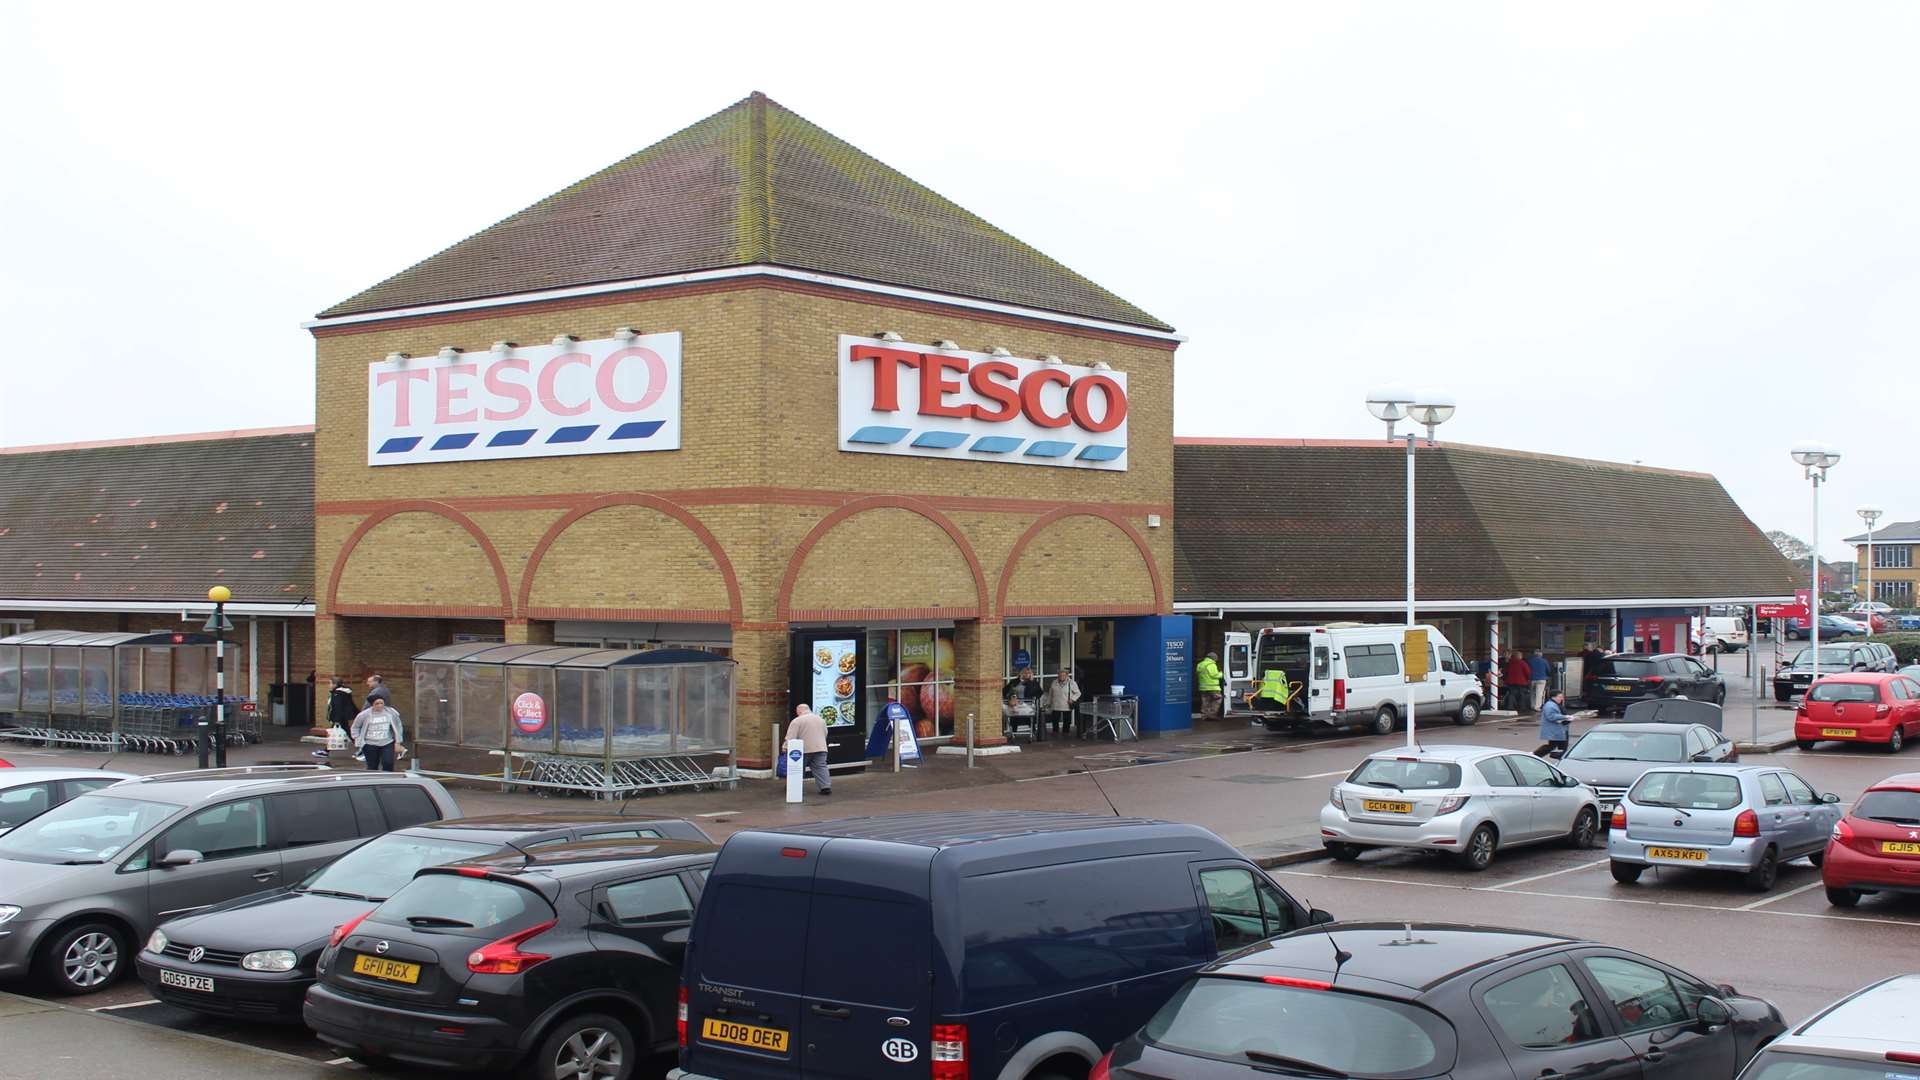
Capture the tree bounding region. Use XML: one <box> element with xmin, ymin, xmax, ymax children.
<box><xmin>1767</xmin><ymin>530</ymin><xmax>1812</xmax><ymax>562</ymax></box>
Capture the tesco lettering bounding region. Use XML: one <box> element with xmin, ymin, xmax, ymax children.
<box><xmin>366</xmin><ymin>332</ymin><xmax>682</xmax><ymax>466</ymax></box>
<box><xmin>836</xmin><ymin>335</ymin><xmax>1129</xmax><ymax>470</ymax></box>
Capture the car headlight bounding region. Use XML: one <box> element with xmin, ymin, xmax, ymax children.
<box><xmin>145</xmin><ymin>929</ymin><xmax>168</xmax><ymax>953</ymax></box>
<box><xmin>241</xmin><ymin>949</ymin><xmax>298</xmax><ymax>973</ymax></box>
<box><xmin>0</xmin><ymin>906</ymin><xmax>21</xmax><ymax>926</ymax></box>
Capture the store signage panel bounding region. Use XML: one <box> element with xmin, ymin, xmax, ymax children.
<box><xmin>366</xmin><ymin>332</ymin><xmax>681</xmax><ymax>466</ymax></box>
<box><xmin>837</xmin><ymin>335</ymin><xmax>1128</xmax><ymax>470</ymax></box>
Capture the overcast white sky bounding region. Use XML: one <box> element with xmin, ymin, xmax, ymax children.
<box><xmin>3</xmin><ymin>2</ymin><xmax>1916</xmax><ymax>559</ymax></box>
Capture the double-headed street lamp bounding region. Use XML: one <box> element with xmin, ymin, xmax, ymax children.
<box><xmin>1367</xmin><ymin>388</ymin><xmax>1456</xmax><ymax>747</ymax></box>
<box><xmin>1859</xmin><ymin>505</ymin><xmax>1883</xmax><ymax>612</ymax></box>
<box><xmin>1790</xmin><ymin>444</ymin><xmax>1841</xmax><ymax>688</ymax></box>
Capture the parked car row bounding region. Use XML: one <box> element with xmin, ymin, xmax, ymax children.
<box><xmin>1773</xmin><ymin>642</ymin><xmax>1901</xmax><ymax>701</ymax></box>
<box><xmin>1584</xmin><ymin>653</ymin><xmax>1727</xmax><ymax>716</ymax></box>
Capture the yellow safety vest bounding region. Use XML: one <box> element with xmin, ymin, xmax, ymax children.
<box><xmin>1196</xmin><ymin>657</ymin><xmax>1222</xmax><ymax>692</ymax></box>
<box><xmin>1256</xmin><ymin>668</ymin><xmax>1291</xmax><ymax>705</ymax></box>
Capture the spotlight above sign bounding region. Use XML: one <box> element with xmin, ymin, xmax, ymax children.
<box><xmin>836</xmin><ymin>334</ymin><xmax>1129</xmax><ymax>471</ymax></box>
<box><xmin>366</xmin><ymin>332</ymin><xmax>682</xmax><ymax>466</ymax></box>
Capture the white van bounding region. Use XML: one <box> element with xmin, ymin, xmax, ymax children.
<box><xmin>1695</xmin><ymin>615</ymin><xmax>1748</xmax><ymax>653</ymax></box>
<box><xmin>1249</xmin><ymin>622</ymin><xmax>1482</xmax><ymax>735</ymax></box>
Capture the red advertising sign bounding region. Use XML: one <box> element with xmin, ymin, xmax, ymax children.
<box><xmin>1756</xmin><ymin>589</ymin><xmax>1811</xmax><ymax>621</ymax></box>
<box><xmin>512</xmin><ymin>692</ymin><xmax>548</xmax><ymax>734</ymax></box>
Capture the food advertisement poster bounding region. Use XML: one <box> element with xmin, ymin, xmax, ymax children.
<box><xmin>811</xmin><ymin>639</ymin><xmax>859</xmax><ymax>728</ymax></box>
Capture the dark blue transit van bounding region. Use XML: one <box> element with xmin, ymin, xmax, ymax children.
<box><xmin>670</xmin><ymin>812</ymin><xmax>1330</xmax><ymax>1080</ymax></box>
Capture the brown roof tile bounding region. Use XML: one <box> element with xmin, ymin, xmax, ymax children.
<box><xmin>319</xmin><ymin>93</ymin><xmax>1170</xmax><ymax>331</ymax></box>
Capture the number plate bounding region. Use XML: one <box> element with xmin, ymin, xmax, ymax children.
<box><xmin>1598</xmin><ymin>803</ymin><xmax>1615</xmax><ymax>816</ymax></box>
<box><xmin>158</xmin><ymin>969</ymin><xmax>214</xmax><ymax>993</ymax></box>
<box><xmin>1646</xmin><ymin>846</ymin><xmax>1708</xmax><ymax>862</ymax></box>
<box><xmin>1603</xmin><ymin>684</ymin><xmax>1631</xmax><ymax>692</ymax></box>
<box><xmin>351</xmin><ymin>955</ymin><xmax>421</xmax><ymax>984</ymax></box>
<box><xmin>1882</xmin><ymin>841</ymin><xmax>1920</xmax><ymax>855</ymax></box>
<box><xmin>1361</xmin><ymin>799</ymin><xmax>1412</xmax><ymax>814</ymax></box>
<box><xmin>1821</xmin><ymin>728</ymin><xmax>1857</xmax><ymax>738</ymax></box>
<box><xmin>701</xmin><ymin>1017</ymin><xmax>790</xmax><ymax>1052</ymax></box>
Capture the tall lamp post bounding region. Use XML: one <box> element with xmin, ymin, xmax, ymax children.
<box><xmin>1859</xmin><ymin>505</ymin><xmax>1883</xmax><ymax>614</ymax></box>
<box><xmin>1368</xmin><ymin>388</ymin><xmax>1456</xmax><ymax>747</ymax></box>
<box><xmin>1791</xmin><ymin>445</ymin><xmax>1840</xmax><ymax>692</ymax></box>
<box><xmin>202</xmin><ymin>585</ymin><xmax>234</xmax><ymax>768</ymax></box>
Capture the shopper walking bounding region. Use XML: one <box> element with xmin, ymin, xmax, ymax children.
<box><xmin>1528</xmin><ymin>649</ymin><xmax>1550</xmax><ymax>710</ymax></box>
<box><xmin>1196</xmin><ymin>651</ymin><xmax>1223</xmax><ymax>719</ymax></box>
<box><xmin>1502</xmin><ymin>650</ymin><xmax>1532</xmax><ymax>713</ymax></box>
<box><xmin>350</xmin><ymin>696</ymin><xmax>405</xmax><ymax>772</ymax></box>
<box><xmin>312</xmin><ymin>677</ymin><xmax>359</xmax><ymax>760</ymax></box>
<box><xmin>365</xmin><ymin>674</ymin><xmax>392</xmax><ymax>707</ymax></box>
<box><xmin>1003</xmin><ymin>666</ymin><xmax>1044</xmax><ymax>740</ymax></box>
<box><xmin>1045</xmin><ymin>667</ymin><xmax>1082</xmax><ymax>739</ymax></box>
<box><xmin>1535</xmin><ymin>690</ymin><xmax>1572</xmax><ymax>756</ymax></box>
<box><xmin>785</xmin><ymin>704</ymin><xmax>831</xmax><ymax>795</ymax></box>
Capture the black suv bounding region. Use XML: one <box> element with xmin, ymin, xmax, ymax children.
<box><xmin>305</xmin><ymin>837</ymin><xmax>718</xmax><ymax>1078</ymax></box>
<box><xmin>135</xmin><ymin>813</ymin><xmax>707</xmax><ymax>1021</ymax></box>
<box><xmin>1584</xmin><ymin>653</ymin><xmax>1725</xmax><ymax>716</ymax></box>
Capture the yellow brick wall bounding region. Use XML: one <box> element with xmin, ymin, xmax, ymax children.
<box><xmin>524</xmin><ymin>503</ymin><xmax>733</xmax><ymax>614</ymax></box>
<box><xmin>1003</xmin><ymin>514</ymin><xmax>1157</xmax><ymax>608</ymax></box>
<box><xmin>333</xmin><ymin>511</ymin><xmax>504</xmax><ymax>610</ymax></box>
<box><xmin>787</xmin><ymin>507</ymin><xmax>981</xmax><ymax>614</ymax></box>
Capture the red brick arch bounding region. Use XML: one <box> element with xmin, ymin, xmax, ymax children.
<box><xmin>518</xmin><ymin>493</ymin><xmax>744</xmax><ymax>624</ymax></box>
<box><xmin>777</xmin><ymin>496</ymin><xmax>989</xmax><ymax>622</ymax></box>
<box><xmin>325</xmin><ymin>501</ymin><xmax>513</xmax><ymax>619</ymax></box>
<box><xmin>996</xmin><ymin>507</ymin><xmax>1166</xmax><ymax>617</ymax></box>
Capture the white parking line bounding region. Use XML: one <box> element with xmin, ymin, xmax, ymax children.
<box><xmin>695</xmin><ymin>811</ymin><xmax>738</xmax><ymax>818</ymax></box>
<box><xmin>1737</xmin><ymin>880</ymin><xmax>1824</xmax><ymax>910</ymax></box>
<box><xmin>90</xmin><ymin>999</ymin><xmax>159</xmax><ymax>1011</ymax></box>
<box><xmin>326</xmin><ymin>1057</ymin><xmax>359</xmax><ymax>1067</ymax></box>
<box><xmin>1487</xmin><ymin>859</ymin><xmax>1609</xmax><ymax>890</ymax></box>
<box><xmin>1269</xmin><ymin>869</ymin><xmax>1920</xmax><ymax>928</ymax></box>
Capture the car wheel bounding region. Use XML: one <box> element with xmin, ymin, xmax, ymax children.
<box><xmin>1455</xmin><ymin>698</ymin><xmax>1480</xmax><ymax>726</ymax></box>
<box><xmin>1744</xmin><ymin>847</ymin><xmax>1779</xmax><ymax>892</ymax></box>
<box><xmin>1567</xmin><ymin>807</ymin><xmax>1599</xmax><ymax>849</ymax></box>
<box><xmin>1610</xmin><ymin>860</ymin><xmax>1644</xmax><ymax>884</ymax></box>
<box><xmin>1796</xmin><ymin>740</ymin><xmax>1817</xmax><ymax>751</ymax></box>
<box><xmin>1776</xmin><ymin>690</ymin><xmax>1792</xmax><ymax>703</ymax></box>
<box><xmin>1455</xmin><ymin>825</ymin><xmax>1497</xmax><ymax>871</ymax></box>
<box><xmin>1325</xmin><ymin>842</ymin><xmax>1363</xmax><ymax>862</ymax></box>
<box><xmin>1826</xmin><ymin>886</ymin><xmax>1861</xmax><ymax>908</ymax></box>
<box><xmin>535</xmin><ymin>1012</ymin><xmax>636</xmax><ymax>1080</ymax></box>
<box><xmin>343</xmin><ymin>1051</ymin><xmax>397</xmax><ymax>1070</ymax></box>
<box><xmin>1370</xmin><ymin>705</ymin><xmax>1397</xmax><ymax>736</ymax></box>
<box><xmin>37</xmin><ymin>921</ymin><xmax>126</xmax><ymax>995</ymax></box>
<box><xmin>1889</xmin><ymin>729</ymin><xmax>1905</xmax><ymax>754</ymax></box>
<box><xmin>1714</xmin><ymin>688</ymin><xmax>1726</xmax><ymax>706</ymax></box>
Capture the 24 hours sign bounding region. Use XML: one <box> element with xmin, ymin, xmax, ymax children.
<box><xmin>366</xmin><ymin>332</ymin><xmax>682</xmax><ymax>466</ymax></box>
<box><xmin>837</xmin><ymin>335</ymin><xmax>1128</xmax><ymax>470</ymax></box>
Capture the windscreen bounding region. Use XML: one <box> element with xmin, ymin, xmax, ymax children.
<box><xmin>1592</xmin><ymin>659</ymin><xmax>1659</xmax><ymax>677</ymax></box>
<box><xmin>0</xmin><ymin>794</ymin><xmax>176</xmax><ymax>864</ymax></box>
<box><xmin>1737</xmin><ymin>1051</ymin><xmax>1906</xmax><ymax>1079</ymax></box>
<box><xmin>1853</xmin><ymin>789</ymin><xmax>1920</xmax><ymax>824</ymax></box>
<box><xmin>1807</xmin><ymin>682</ymin><xmax>1881</xmax><ymax>704</ymax></box>
<box><xmin>1142</xmin><ymin>977</ymin><xmax>1454</xmax><ymax>1078</ymax></box>
<box><xmin>1565</xmin><ymin>730</ymin><xmax>1685</xmax><ymax>763</ymax></box>
<box><xmin>374</xmin><ymin>874</ymin><xmax>553</xmax><ymax>935</ymax></box>
<box><xmin>305</xmin><ymin>834</ymin><xmax>495</xmax><ymax>900</ymax></box>
<box><xmin>1792</xmin><ymin>648</ymin><xmax>1853</xmax><ymax>668</ymax></box>
<box><xmin>1348</xmin><ymin>758</ymin><xmax>1463</xmax><ymax>791</ymax></box>
<box><xmin>1629</xmin><ymin>771</ymin><xmax>1743</xmax><ymax>811</ymax></box>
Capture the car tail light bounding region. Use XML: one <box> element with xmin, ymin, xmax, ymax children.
<box><xmin>1877</xmin><ymin>704</ymin><xmax>1891</xmax><ymax>717</ymax></box>
<box><xmin>1644</xmin><ymin>676</ymin><xmax>1665</xmax><ymax>685</ymax></box>
<box><xmin>1332</xmin><ymin>678</ymin><xmax>1345</xmax><ymax>711</ymax></box>
<box><xmin>1891</xmin><ymin>1051</ymin><xmax>1920</xmax><ymax>1064</ymax></box>
<box><xmin>1328</xmin><ymin>787</ymin><xmax>1345</xmax><ymax>812</ymax></box>
<box><xmin>931</xmin><ymin>1023</ymin><xmax>969</xmax><ymax>1080</ymax></box>
<box><xmin>1089</xmin><ymin>1050</ymin><xmax>1113</xmax><ymax>1080</ymax></box>
<box><xmin>1833</xmin><ymin>818</ymin><xmax>1854</xmax><ymax>844</ymax></box>
<box><xmin>1436</xmin><ymin>795</ymin><xmax>1470</xmax><ymax>815</ymax></box>
<box><xmin>455</xmin><ymin>866</ymin><xmax>491</xmax><ymax>878</ymax></box>
<box><xmin>466</xmin><ymin>919</ymin><xmax>556</xmax><ymax>975</ymax></box>
<box><xmin>1262</xmin><ymin>975</ymin><xmax>1333</xmax><ymax>990</ymax></box>
<box><xmin>329</xmin><ymin>910</ymin><xmax>371</xmax><ymax>948</ymax></box>
<box><xmin>677</xmin><ymin>986</ymin><xmax>688</xmax><ymax>1047</ymax></box>
<box><xmin>1734</xmin><ymin>810</ymin><xmax>1761</xmax><ymax>838</ymax></box>
<box><xmin>1610</xmin><ymin>806</ymin><xmax>1626</xmax><ymax>831</ymax></box>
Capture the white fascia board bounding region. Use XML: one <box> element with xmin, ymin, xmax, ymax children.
<box><xmin>1177</xmin><ymin>595</ymin><xmax>1795</xmax><ymax>614</ymax></box>
<box><xmin>0</xmin><ymin>598</ymin><xmax>315</xmax><ymax>617</ymax></box>
<box><xmin>302</xmin><ymin>265</ymin><xmax>1188</xmax><ymax>344</ymax></box>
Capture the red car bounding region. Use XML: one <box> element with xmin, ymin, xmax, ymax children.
<box><xmin>1794</xmin><ymin>672</ymin><xmax>1920</xmax><ymax>752</ymax></box>
<box><xmin>1824</xmin><ymin>772</ymin><xmax>1920</xmax><ymax>907</ymax></box>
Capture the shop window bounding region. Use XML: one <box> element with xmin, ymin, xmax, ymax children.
<box><xmin>864</xmin><ymin>628</ymin><xmax>957</xmax><ymax>738</ymax></box>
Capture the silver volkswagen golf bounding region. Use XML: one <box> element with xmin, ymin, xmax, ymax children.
<box><xmin>1319</xmin><ymin>744</ymin><xmax>1601</xmax><ymax>870</ymax></box>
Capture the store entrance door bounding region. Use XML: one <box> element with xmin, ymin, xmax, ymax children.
<box><xmin>1006</xmin><ymin>623</ymin><xmax>1075</xmax><ymax>682</ymax></box>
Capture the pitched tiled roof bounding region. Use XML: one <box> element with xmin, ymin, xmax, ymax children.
<box><xmin>1844</xmin><ymin>520</ymin><xmax>1920</xmax><ymax>544</ymax></box>
<box><xmin>1173</xmin><ymin>441</ymin><xmax>1803</xmax><ymax>604</ymax></box>
<box><xmin>319</xmin><ymin>92</ymin><xmax>1170</xmax><ymax>331</ymax></box>
<box><xmin>0</xmin><ymin>430</ymin><xmax>314</xmax><ymax>605</ymax></box>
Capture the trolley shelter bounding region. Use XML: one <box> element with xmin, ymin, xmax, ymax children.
<box><xmin>412</xmin><ymin>643</ymin><xmax>737</xmax><ymax>797</ymax></box>
<box><xmin>0</xmin><ymin>630</ymin><xmax>259</xmax><ymax>753</ymax></box>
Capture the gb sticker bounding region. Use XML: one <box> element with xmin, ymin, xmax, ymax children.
<box><xmin>881</xmin><ymin>1037</ymin><xmax>919</xmax><ymax>1063</ymax></box>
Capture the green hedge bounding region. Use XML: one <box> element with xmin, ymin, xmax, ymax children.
<box><xmin>1864</xmin><ymin>634</ymin><xmax>1920</xmax><ymax>664</ymax></box>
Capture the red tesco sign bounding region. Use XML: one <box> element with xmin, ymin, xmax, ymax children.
<box><xmin>1757</xmin><ymin>589</ymin><xmax>1811</xmax><ymax>621</ymax></box>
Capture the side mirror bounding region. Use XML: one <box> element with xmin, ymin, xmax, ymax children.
<box><xmin>1697</xmin><ymin>996</ymin><xmax>1733</xmax><ymax>1029</ymax></box>
<box><xmin>1549</xmin><ymin>749</ymin><xmax>1566</xmax><ymax>760</ymax></box>
<box><xmin>1691</xmin><ymin>753</ymin><xmax>1712</xmax><ymax>763</ymax></box>
<box><xmin>159</xmin><ymin>849</ymin><xmax>204</xmax><ymax>868</ymax></box>
<box><xmin>1308</xmin><ymin>907</ymin><xmax>1336</xmax><ymax>926</ymax></box>
<box><xmin>1822</xmin><ymin>793</ymin><xmax>1841</xmax><ymax>804</ymax></box>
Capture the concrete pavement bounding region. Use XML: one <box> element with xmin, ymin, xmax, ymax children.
<box><xmin>0</xmin><ymin>991</ymin><xmax>339</xmax><ymax>1080</ymax></box>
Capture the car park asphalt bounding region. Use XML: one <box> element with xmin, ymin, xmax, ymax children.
<box><xmin>1</xmin><ymin>661</ymin><xmax>1909</xmax><ymax>1079</ymax></box>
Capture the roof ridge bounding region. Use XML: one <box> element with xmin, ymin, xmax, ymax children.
<box><xmin>0</xmin><ymin>425</ymin><xmax>315</xmax><ymax>455</ymax></box>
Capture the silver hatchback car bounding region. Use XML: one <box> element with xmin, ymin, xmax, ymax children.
<box><xmin>1319</xmin><ymin>745</ymin><xmax>1601</xmax><ymax>870</ymax></box>
<box><xmin>1607</xmin><ymin>764</ymin><xmax>1842</xmax><ymax>891</ymax></box>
